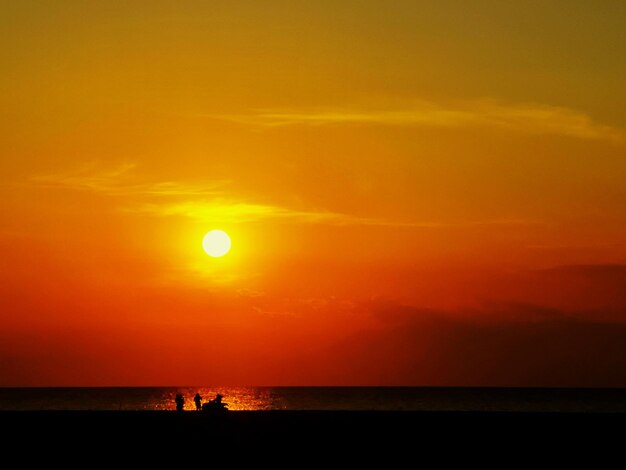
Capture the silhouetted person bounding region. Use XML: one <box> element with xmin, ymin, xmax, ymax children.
<box><xmin>202</xmin><ymin>393</ymin><xmax>228</xmax><ymax>412</ymax></box>
<box><xmin>175</xmin><ymin>393</ymin><xmax>185</xmax><ymax>412</ymax></box>
<box><xmin>194</xmin><ymin>393</ymin><xmax>202</xmax><ymax>411</ymax></box>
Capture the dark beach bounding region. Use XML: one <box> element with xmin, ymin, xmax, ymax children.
<box><xmin>3</xmin><ymin>409</ymin><xmax>623</xmax><ymax>448</ymax></box>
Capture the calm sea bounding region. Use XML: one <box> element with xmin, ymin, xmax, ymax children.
<box><xmin>0</xmin><ymin>387</ymin><xmax>624</xmax><ymax>412</ymax></box>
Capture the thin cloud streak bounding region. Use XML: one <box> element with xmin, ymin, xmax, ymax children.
<box><xmin>125</xmin><ymin>200</ymin><xmax>441</xmax><ymax>226</ymax></box>
<box><xmin>127</xmin><ymin>200</ymin><xmax>538</xmax><ymax>228</ymax></box>
<box><xmin>30</xmin><ymin>164</ymin><xmax>539</xmax><ymax>228</ymax></box>
<box><xmin>212</xmin><ymin>100</ymin><xmax>625</xmax><ymax>144</ymax></box>
<box><xmin>30</xmin><ymin>163</ymin><xmax>228</xmax><ymax>197</ymax></box>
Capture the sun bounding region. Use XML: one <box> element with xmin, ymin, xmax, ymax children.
<box><xmin>202</xmin><ymin>230</ymin><xmax>231</xmax><ymax>258</ymax></box>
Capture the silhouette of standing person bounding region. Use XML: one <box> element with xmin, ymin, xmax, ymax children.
<box><xmin>175</xmin><ymin>393</ymin><xmax>185</xmax><ymax>412</ymax></box>
<box><xmin>194</xmin><ymin>393</ymin><xmax>202</xmax><ymax>411</ymax></box>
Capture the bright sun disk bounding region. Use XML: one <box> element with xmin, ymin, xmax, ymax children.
<box><xmin>202</xmin><ymin>230</ymin><xmax>231</xmax><ymax>257</ymax></box>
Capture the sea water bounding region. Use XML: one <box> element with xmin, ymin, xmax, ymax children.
<box><xmin>0</xmin><ymin>387</ymin><xmax>624</xmax><ymax>412</ymax></box>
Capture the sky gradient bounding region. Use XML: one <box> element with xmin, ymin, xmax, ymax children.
<box><xmin>1</xmin><ymin>1</ymin><xmax>625</xmax><ymax>386</ymax></box>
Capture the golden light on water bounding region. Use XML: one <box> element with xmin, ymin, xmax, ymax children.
<box><xmin>152</xmin><ymin>388</ymin><xmax>283</xmax><ymax>411</ymax></box>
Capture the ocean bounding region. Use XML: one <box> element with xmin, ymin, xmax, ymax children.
<box><xmin>0</xmin><ymin>387</ymin><xmax>624</xmax><ymax>412</ymax></box>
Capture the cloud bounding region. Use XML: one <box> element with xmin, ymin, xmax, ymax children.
<box><xmin>530</xmin><ymin>264</ymin><xmax>626</xmax><ymax>314</ymax></box>
<box><xmin>125</xmin><ymin>200</ymin><xmax>445</xmax><ymax>226</ymax></box>
<box><xmin>29</xmin><ymin>163</ymin><xmax>407</xmax><ymax>226</ymax></box>
<box><xmin>319</xmin><ymin>300</ymin><xmax>626</xmax><ymax>386</ymax></box>
<box><xmin>30</xmin><ymin>162</ymin><xmax>227</xmax><ymax>197</ymax></box>
<box><xmin>128</xmin><ymin>200</ymin><xmax>357</xmax><ymax>224</ymax></box>
<box><xmin>211</xmin><ymin>100</ymin><xmax>625</xmax><ymax>144</ymax></box>
<box><xmin>540</xmin><ymin>263</ymin><xmax>626</xmax><ymax>279</ymax></box>
<box><xmin>29</xmin><ymin>163</ymin><xmax>539</xmax><ymax>228</ymax></box>
<box><xmin>127</xmin><ymin>200</ymin><xmax>540</xmax><ymax>228</ymax></box>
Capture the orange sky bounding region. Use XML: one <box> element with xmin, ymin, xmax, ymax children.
<box><xmin>1</xmin><ymin>1</ymin><xmax>625</xmax><ymax>386</ymax></box>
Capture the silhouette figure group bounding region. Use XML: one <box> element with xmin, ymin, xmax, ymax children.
<box><xmin>175</xmin><ymin>392</ymin><xmax>228</xmax><ymax>412</ymax></box>
<box><xmin>201</xmin><ymin>393</ymin><xmax>228</xmax><ymax>412</ymax></box>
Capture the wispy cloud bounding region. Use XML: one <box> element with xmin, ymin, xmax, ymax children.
<box><xmin>31</xmin><ymin>162</ymin><xmax>227</xmax><ymax>197</ymax></box>
<box><xmin>30</xmin><ymin>163</ymin><xmax>539</xmax><ymax>228</ymax></box>
<box><xmin>125</xmin><ymin>200</ymin><xmax>443</xmax><ymax>226</ymax></box>
<box><xmin>211</xmin><ymin>100</ymin><xmax>625</xmax><ymax>144</ymax></box>
<box><xmin>128</xmin><ymin>201</ymin><xmax>346</xmax><ymax>224</ymax></box>
<box><xmin>29</xmin><ymin>163</ymin><xmax>395</xmax><ymax>225</ymax></box>
<box><xmin>127</xmin><ymin>200</ymin><xmax>538</xmax><ymax>228</ymax></box>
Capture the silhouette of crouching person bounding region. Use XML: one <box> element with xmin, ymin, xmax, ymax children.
<box><xmin>202</xmin><ymin>393</ymin><xmax>228</xmax><ymax>412</ymax></box>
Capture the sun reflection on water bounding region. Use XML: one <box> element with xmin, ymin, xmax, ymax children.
<box><xmin>151</xmin><ymin>387</ymin><xmax>285</xmax><ymax>411</ymax></box>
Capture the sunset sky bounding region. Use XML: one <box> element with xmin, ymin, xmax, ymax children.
<box><xmin>1</xmin><ymin>1</ymin><xmax>625</xmax><ymax>386</ymax></box>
